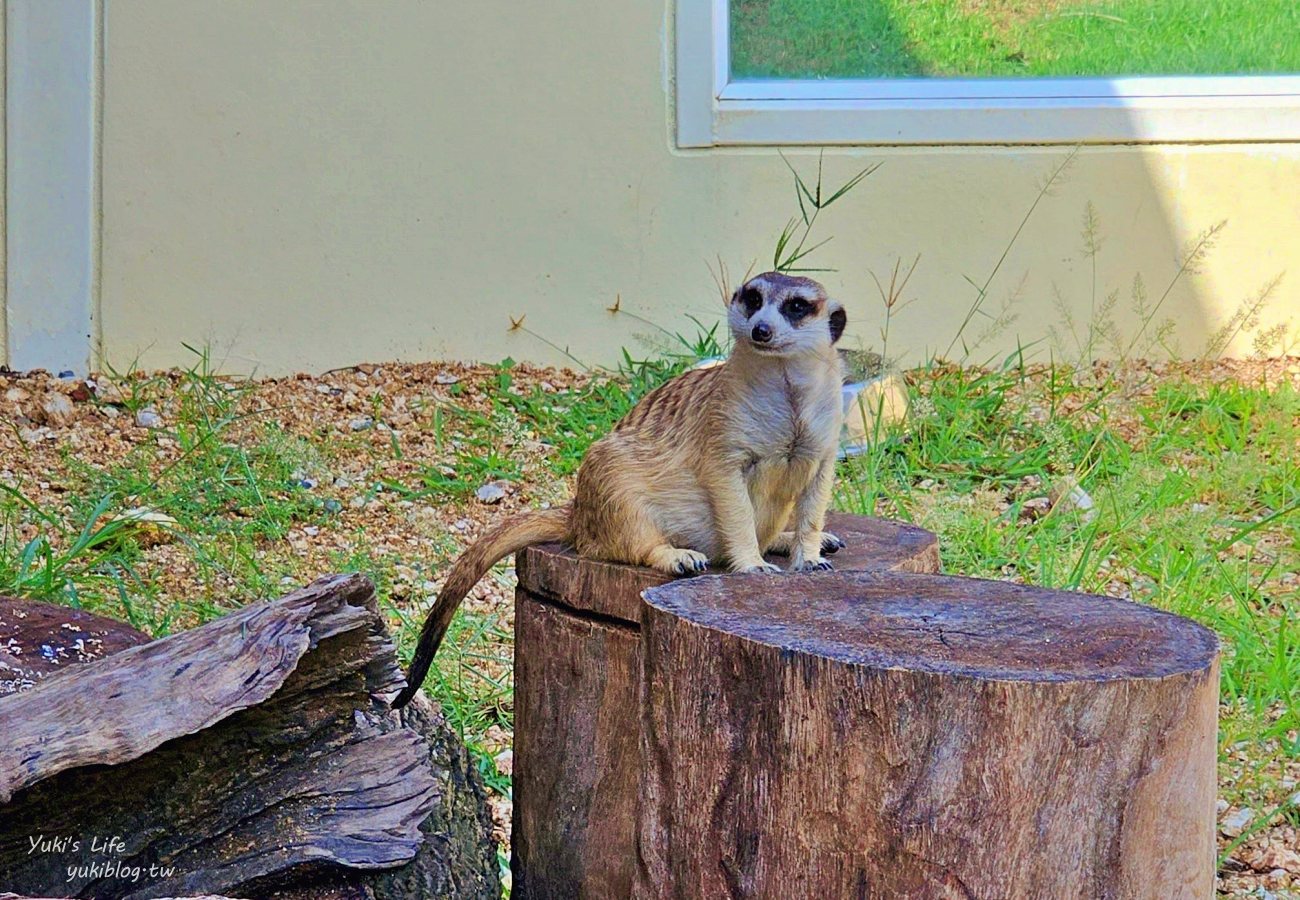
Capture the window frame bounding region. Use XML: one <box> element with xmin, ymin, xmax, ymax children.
<box><xmin>676</xmin><ymin>0</ymin><xmax>1300</xmax><ymax>147</ymax></box>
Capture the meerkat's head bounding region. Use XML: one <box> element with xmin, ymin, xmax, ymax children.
<box><xmin>728</xmin><ymin>272</ymin><xmax>846</xmax><ymax>358</ymax></box>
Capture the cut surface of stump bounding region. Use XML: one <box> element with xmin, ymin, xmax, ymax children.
<box><xmin>637</xmin><ymin>570</ymin><xmax>1220</xmax><ymax>900</ymax></box>
<box><xmin>0</xmin><ymin>596</ymin><xmax>150</xmax><ymax>693</ymax></box>
<box><xmin>512</xmin><ymin>512</ymin><xmax>940</xmax><ymax>899</ymax></box>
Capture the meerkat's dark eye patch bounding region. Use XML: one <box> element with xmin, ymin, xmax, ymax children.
<box><xmin>740</xmin><ymin>287</ymin><xmax>763</xmax><ymax>316</ymax></box>
<box><xmin>782</xmin><ymin>295</ymin><xmax>812</xmax><ymax>323</ymax></box>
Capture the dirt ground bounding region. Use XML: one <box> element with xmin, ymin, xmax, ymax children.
<box><xmin>1</xmin><ymin>357</ymin><xmax>1297</xmax><ymax>897</ymax></box>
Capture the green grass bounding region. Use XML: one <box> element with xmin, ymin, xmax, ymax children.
<box><xmin>0</xmin><ymin>351</ymin><xmax>330</xmax><ymax>632</ymax></box>
<box><xmin>0</xmin><ymin>339</ymin><xmax>1295</xmax><ymax>884</ymax></box>
<box><xmin>481</xmin><ymin>351</ymin><xmax>1300</xmax><ymax>739</ymax></box>
<box><xmin>845</xmin><ymin>362</ymin><xmax>1299</xmax><ymax>734</ymax></box>
<box><xmin>731</xmin><ymin>0</ymin><xmax>1300</xmax><ymax>78</ymax></box>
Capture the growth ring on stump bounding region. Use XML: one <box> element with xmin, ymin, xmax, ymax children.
<box><xmin>512</xmin><ymin>512</ymin><xmax>940</xmax><ymax>899</ymax></box>
<box><xmin>637</xmin><ymin>570</ymin><xmax>1220</xmax><ymax>900</ymax></box>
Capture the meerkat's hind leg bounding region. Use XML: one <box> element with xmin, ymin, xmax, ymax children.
<box><xmin>768</xmin><ymin>530</ymin><xmax>845</xmax><ymax>556</ymax></box>
<box><xmin>647</xmin><ymin>545</ymin><xmax>710</xmax><ymax>575</ymax></box>
<box><xmin>766</xmin><ymin>531</ymin><xmax>795</xmax><ymax>555</ymax></box>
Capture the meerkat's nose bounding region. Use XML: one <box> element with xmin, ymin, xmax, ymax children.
<box><xmin>751</xmin><ymin>323</ymin><xmax>773</xmax><ymax>343</ymax></box>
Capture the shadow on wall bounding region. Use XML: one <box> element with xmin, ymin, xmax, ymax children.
<box><xmin>684</xmin><ymin>140</ymin><xmax>1288</xmax><ymax>372</ymax></box>
<box><xmin>704</xmin><ymin>1</ymin><xmax>1294</xmax><ymax>368</ymax></box>
<box><xmin>668</xmin><ymin>145</ymin><xmax>1246</xmax><ymax>371</ymax></box>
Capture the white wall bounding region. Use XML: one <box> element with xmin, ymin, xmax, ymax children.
<box><xmin>95</xmin><ymin>0</ymin><xmax>1299</xmax><ymax>374</ymax></box>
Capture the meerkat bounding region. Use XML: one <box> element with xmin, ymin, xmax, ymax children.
<box><xmin>392</xmin><ymin>271</ymin><xmax>847</xmax><ymax>708</ymax></box>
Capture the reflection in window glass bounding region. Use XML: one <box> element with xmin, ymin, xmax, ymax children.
<box><xmin>730</xmin><ymin>0</ymin><xmax>1300</xmax><ymax>79</ymax></box>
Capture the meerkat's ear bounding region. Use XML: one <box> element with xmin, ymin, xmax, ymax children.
<box><xmin>828</xmin><ymin>302</ymin><xmax>847</xmax><ymax>343</ymax></box>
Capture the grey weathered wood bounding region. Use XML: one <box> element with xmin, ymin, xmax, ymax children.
<box><xmin>512</xmin><ymin>512</ymin><xmax>941</xmax><ymax>899</ymax></box>
<box><xmin>0</xmin><ymin>576</ymin><xmax>499</xmax><ymax>900</ymax></box>
<box><xmin>637</xmin><ymin>570</ymin><xmax>1221</xmax><ymax>899</ymax></box>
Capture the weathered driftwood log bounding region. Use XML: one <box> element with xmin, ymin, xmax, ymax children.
<box><xmin>0</xmin><ymin>576</ymin><xmax>498</xmax><ymax>900</ymax></box>
<box><xmin>512</xmin><ymin>512</ymin><xmax>940</xmax><ymax>899</ymax></box>
<box><xmin>637</xmin><ymin>570</ymin><xmax>1221</xmax><ymax>900</ymax></box>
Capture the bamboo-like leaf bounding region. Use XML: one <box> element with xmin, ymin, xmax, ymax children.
<box><xmin>779</xmin><ymin>235</ymin><xmax>834</xmax><ymax>271</ymax></box>
<box><xmin>773</xmin><ymin>217</ymin><xmax>799</xmax><ymax>269</ymax></box>
<box><xmin>823</xmin><ymin>161</ymin><xmax>883</xmax><ymax>207</ymax></box>
<box><xmin>780</xmin><ymin>151</ymin><xmax>819</xmax><ymax>210</ymax></box>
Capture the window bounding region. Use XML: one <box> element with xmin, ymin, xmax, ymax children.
<box><xmin>676</xmin><ymin>0</ymin><xmax>1300</xmax><ymax>146</ymax></box>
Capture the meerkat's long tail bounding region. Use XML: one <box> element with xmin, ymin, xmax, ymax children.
<box><xmin>392</xmin><ymin>504</ymin><xmax>571</xmax><ymax>709</ymax></box>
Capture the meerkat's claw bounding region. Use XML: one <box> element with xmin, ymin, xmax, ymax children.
<box><xmin>677</xmin><ymin>555</ymin><xmax>710</xmax><ymax>574</ymax></box>
<box><xmin>821</xmin><ymin>532</ymin><xmax>846</xmax><ymax>554</ymax></box>
<box><xmin>736</xmin><ymin>562</ymin><xmax>782</xmax><ymax>575</ymax></box>
<box><xmin>654</xmin><ymin>548</ymin><xmax>710</xmax><ymax>575</ymax></box>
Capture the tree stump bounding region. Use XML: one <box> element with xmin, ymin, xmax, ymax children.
<box><xmin>637</xmin><ymin>570</ymin><xmax>1220</xmax><ymax>900</ymax></box>
<box><xmin>0</xmin><ymin>576</ymin><xmax>498</xmax><ymax>900</ymax></box>
<box><xmin>512</xmin><ymin>512</ymin><xmax>940</xmax><ymax>899</ymax></box>
<box><xmin>0</xmin><ymin>596</ymin><xmax>151</xmax><ymax>692</ymax></box>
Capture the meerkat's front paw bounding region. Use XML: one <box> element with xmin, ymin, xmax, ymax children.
<box><xmin>650</xmin><ymin>547</ymin><xmax>710</xmax><ymax>575</ymax></box>
<box><xmin>734</xmin><ymin>561</ymin><xmax>782</xmax><ymax>575</ymax></box>
<box><xmin>821</xmin><ymin>531</ymin><xmax>846</xmax><ymax>554</ymax></box>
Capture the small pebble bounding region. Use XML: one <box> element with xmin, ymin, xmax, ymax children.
<box><xmin>40</xmin><ymin>393</ymin><xmax>75</xmax><ymax>426</ymax></box>
<box><xmin>349</xmin><ymin>417</ymin><xmax>374</xmax><ymax>432</ymax></box>
<box><xmin>324</xmin><ymin>499</ymin><xmax>343</xmax><ymax>514</ymax></box>
<box><xmin>58</xmin><ymin>370</ymin><xmax>75</xmax><ymax>380</ymax></box>
<box><xmin>135</xmin><ymin>408</ymin><xmax>163</xmax><ymax>429</ymax></box>
<box><xmin>304</xmin><ymin>526</ymin><xmax>320</xmax><ymax>537</ymax></box>
<box><xmin>1019</xmin><ymin>496</ymin><xmax>1052</xmax><ymax>521</ymax></box>
<box><xmin>1220</xmin><ymin>807</ymin><xmax>1254</xmax><ymax>837</ymax></box>
<box><xmin>476</xmin><ymin>482</ymin><xmax>509</xmax><ymax>504</ymax></box>
<box><xmin>434</xmin><ymin>372</ymin><xmax>460</xmax><ymax>385</ymax></box>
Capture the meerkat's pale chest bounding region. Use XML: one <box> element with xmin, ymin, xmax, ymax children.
<box><xmin>740</xmin><ymin>374</ymin><xmax>840</xmax><ymax>461</ymax></box>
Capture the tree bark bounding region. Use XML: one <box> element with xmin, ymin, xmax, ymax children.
<box><xmin>0</xmin><ymin>576</ymin><xmax>498</xmax><ymax>900</ymax></box>
<box><xmin>512</xmin><ymin>513</ymin><xmax>940</xmax><ymax>899</ymax></box>
<box><xmin>637</xmin><ymin>570</ymin><xmax>1220</xmax><ymax>900</ymax></box>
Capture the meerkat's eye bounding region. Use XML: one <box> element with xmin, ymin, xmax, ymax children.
<box><xmin>783</xmin><ymin>296</ymin><xmax>811</xmax><ymax>320</ymax></box>
<box><xmin>740</xmin><ymin>287</ymin><xmax>763</xmax><ymax>316</ymax></box>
